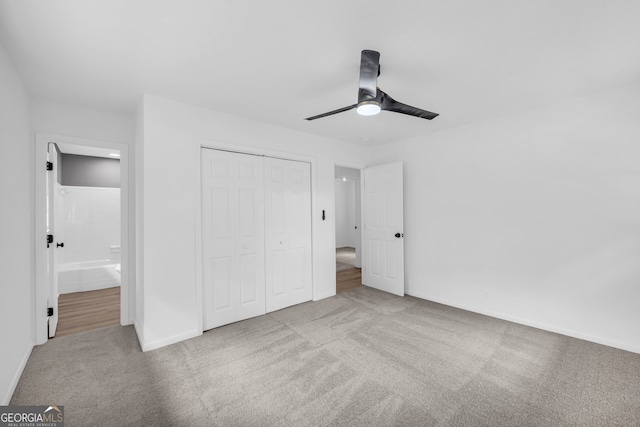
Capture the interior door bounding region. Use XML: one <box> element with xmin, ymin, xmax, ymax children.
<box><xmin>362</xmin><ymin>161</ymin><xmax>404</xmax><ymax>296</ymax></box>
<box><xmin>46</xmin><ymin>142</ymin><xmax>60</xmax><ymax>337</ymax></box>
<box><xmin>201</xmin><ymin>148</ymin><xmax>266</xmax><ymax>330</ymax></box>
<box><xmin>264</xmin><ymin>157</ymin><xmax>312</xmax><ymax>313</ymax></box>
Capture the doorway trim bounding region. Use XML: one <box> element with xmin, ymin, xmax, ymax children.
<box><xmin>34</xmin><ymin>132</ymin><xmax>132</xmax><ymax>344</ymax></box>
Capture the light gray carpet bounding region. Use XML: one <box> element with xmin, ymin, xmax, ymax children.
<box><xmin>336</xmin><ymin>247</ymin><xmax>356</xmax><ymax>272</ymax></box>
<box><xmin>11</xmin><ymin>287</ymin><xmax>640</xmax><ymax>426</ymax></box>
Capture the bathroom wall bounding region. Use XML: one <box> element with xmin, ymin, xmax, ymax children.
<box><xmin>60</xmin><ymin>186</ymin><xmax>121</xmax><ymax>266</ymax></box>
<box><xmin>57</xmin><ymin>153</ymin><xmax>121</xmax><ymax>293</ymax></box>
<box><xmin>61</xmin><ymin>154</ymin><xmax>120</xmax><ymax>188</ymax></box>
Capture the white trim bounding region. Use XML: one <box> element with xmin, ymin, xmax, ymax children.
<box><xmin>139</xmin><ymin>328</ymin><xmax>201</xmax><ymax>352</ymax></box>
<box><xmin>1</xmin><ymin>344</ymin><xmax>33</xmax><ymax>405</ymax></box>
<box><xmin>193</xmin><ymin>140</ymin><xmax>204</xmax><ymax>335</ymax></box>
<box><xmin>34</xmin><ymin>132</ymin><xmax>132</xmax><ymax>345</ymax></box>
<box><xmin>196</xmin><ymin>138</ymin><xmax>316</xmax><ymax>164</ymax></box>
<box><xmin>406</xmin><ymin>289</ymin><xmax>640</xmax><ymax>355</ymax></box>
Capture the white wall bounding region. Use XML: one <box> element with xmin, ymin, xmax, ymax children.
<box><xmin>369</xmin><ymin>83</ymin><xmax>640</xmax><ymax>353</ymax></box>
<box><xmin>137</xmin><ymin>95</ymin><xmax>368</xmax><ymax>351</ymax></box>
<box><xmin>30</xmin><ymin>99</ymin><xmax>134</xmax><ymax>145</ymax></box>
<box><xmin>335</xmin><ymin>179</ymin><xmax>357</xmax><ymax>248</ymax></box>
<box><xmin>0</xmin><ymin>41</ymin><xmax>33</xmax><ymax>405</ymax></box>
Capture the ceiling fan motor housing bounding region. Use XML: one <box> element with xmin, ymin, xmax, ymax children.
<box><xmin>304</xmin><ymin>49</ymin><xmax>438</xmax><ymax>121</ymax></box>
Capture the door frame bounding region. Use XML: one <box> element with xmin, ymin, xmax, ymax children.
<box><xmin>195</xmin><ymin>139</ymin><xmax>318</xmax><ymax>332</ymax></box>
<box><xmin>34</xmin><ymin>132</ymin><xmax>132</xmax><ymax>344</ymax></box>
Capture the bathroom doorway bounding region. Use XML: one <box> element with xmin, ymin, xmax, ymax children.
<box><xmin>49</xmin><ymin>142</ymin><xmax>122</xmax><ymax>337</ymax></box>
<box><xmin>335</xmin><ymin>166</ymin><xmax>362</xmax><ymax>293</ymax></box>
<box><xmin>35</xmin><ymin>133</ymin><xmax>131</xmax><ymax>344</ymax></box>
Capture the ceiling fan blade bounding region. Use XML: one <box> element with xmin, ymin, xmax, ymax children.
<box><xmin>359</xmin><ymin>50</ymin><xmax>380</xmax><ymax>99</ymax></box>
<box><xmin>304</xmin><ymin>104</ymin><xmax>357</xmax><ymax>121</ymax></box>
<box><xmin>380</xmin><ymin>91</ymin><xmax>438</xmax><ymax>120</ymax></box>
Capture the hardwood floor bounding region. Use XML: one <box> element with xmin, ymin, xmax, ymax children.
<box><xmin>55</xmin><ymin>287</ymin><xmax>120</xmax><ymax>338</ymax></box>
<box><xmin>336</xmin><ymin>267</ymin><xmax>362</xmax><ymax>294</ymax></box>
<box><xmin>336</xmin><ymin>247</ymin><xmax>362</xmax><ymax>293</ymax></box>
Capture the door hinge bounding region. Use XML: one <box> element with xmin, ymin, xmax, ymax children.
<box><xmin>47</xmin><ymin>307</ymin><xmax>54</xmax><ymax>317</ymax></box>
<box><xmin>47</xmin><ymin>234</ymin><xmax>53</xmax><ymax>248</ymax></box>
<box><xmin>46</xmin><ymin>161</ymin><xmax>53</xmax><ymax>171</ymax></box>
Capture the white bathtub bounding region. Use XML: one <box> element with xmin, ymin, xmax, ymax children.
<box><xmin>58</xmin><ymin>260</ymin><xmax>121</xmax><ymax>294</ymax></box>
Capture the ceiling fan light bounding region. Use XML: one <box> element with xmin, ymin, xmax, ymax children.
<box><xmin>356</xmin><ymin>101</ymin><xmax>381</xmax><ymax>116</ymax></box>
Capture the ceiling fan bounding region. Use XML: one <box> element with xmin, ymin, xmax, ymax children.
<box><xmin>305</xmin><ymin>50</ymin><xmax>439</xmax><ymax>121</ymax></box>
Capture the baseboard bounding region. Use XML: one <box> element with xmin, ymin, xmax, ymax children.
<box><xmin>139</xmin><ymin>328</ymin><xmax>201</xmax><ymax>352</ymax></box>
<box><xmin>314</xmin><ymin>291</ymin><xmax>336</xmax><ymax>301</ymax></box>
<box><xmin>133</xmin><ymin>321</ymin><xmax>145</xmax><ymax>351</ymax></box>
<box><xmin>406</xmin><ymin>289</ymin><xmax>640</xmax><ymax>355</ymax></box>
<box><xmin>1</xmin><ymin>343</ymin><xmax>33</xmax><ymax>405</ymax></box>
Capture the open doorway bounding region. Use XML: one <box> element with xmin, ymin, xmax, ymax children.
<box><xmin>35</xmin><ymin>132</ymin><xmax>131</xmax><ymax>345</ymax></box>
<box><xmin>48</xmin><ymin>142</ymin><xmax>122</xmax><ymax>337</ymax></box>
<box><xmin>335</xmin><ymin>166</ymin><xmax>362</xmax><ymax>293</ymax></box>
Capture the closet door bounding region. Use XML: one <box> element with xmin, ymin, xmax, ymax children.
<box><xmin>202</xmin><ymin>149</ymin><xmax>265</xmax><ymax>330</ymax></box>
<box><xmin>264</xmin><ymin>157</ymin><xmax>312</xmax><ymax>313</ymax></box>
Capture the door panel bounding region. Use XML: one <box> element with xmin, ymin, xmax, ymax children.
<box><xmin>202</xmin><ymin>149</ymin><xmax>265</xmax><ymax>330</ymax></box>
<box><xmin>239</xmin><ymin>254</ymin><xmax>257</xmax><ymax>303</ymax></box>
<box><xmin>265</xmin><ymin>157</ymin><xmax>312</xmax><ymax>312</ymax></box>
<box><xmin>212</xmin><ymin>257</ymin><xmax>232</xmax><ymax>310</ymax></box>
<box><xmin>362</xmin><ymin>162</ymin><xmax>404</xmax><ymax>296</ymax></box>
<box><xmin>272</xmin><ymin>249</ymin><xmax>287</xmax><ymax>296</ymax></box>
<box><xmin>370</xmin><ymin>239</ymin><xmax>381</xmax><ymax>276</ymax></box>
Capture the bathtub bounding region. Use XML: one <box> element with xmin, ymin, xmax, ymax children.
<box><xmin>58</xmin><ymin>260</ymin><xmax>121</xmax><ymax>294</ymax></box>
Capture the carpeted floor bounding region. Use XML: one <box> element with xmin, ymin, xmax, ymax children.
<box><xmin>336</xmin><ymin>247</ymin><xmax>356</xmax><ymax>272</ymax></box>
<box><xmin>11</xmin><ymin>287</ymin><xmax>640</xmax><ymax>426</ymax></box>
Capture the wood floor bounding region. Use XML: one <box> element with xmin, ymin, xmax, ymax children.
<box><xmin>55</xmin><ymin>287</ymin><xmax>120</xmax><ymax>338</ymax></box>
<box><xmin>336</xmin><ymin>247</ymin><xmax>362</xmax><ymax>294</ymax></box>
<box><xmin>336</xmin><ymin>267</ymin><xmax>362</xmax><ymax>293</ymax></box>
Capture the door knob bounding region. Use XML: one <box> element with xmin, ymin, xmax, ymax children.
<box><xmin>57</xmin><ymin>242</ymin><xmax>65</xmax><ymax>248</ymax></box>
<box><xmin>394</xmin><ymin>233</ymin><xmax>401</xmax><ymax>238</ymax></box>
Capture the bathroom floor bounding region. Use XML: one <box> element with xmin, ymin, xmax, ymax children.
<box><xmin>55</xmin><ymin>287</ymin><xmax>120</xmax><ymax>338</ymax></box>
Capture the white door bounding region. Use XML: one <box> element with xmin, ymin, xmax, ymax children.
<box><xmin>201</xmin><ymin>149</ymin><xmax>266</xmax><ymax>330</ymax></box>
<box><xmin>46</xmin><ymin>142</ymin><xmax>60</xmax><ymax>337</ymax></box>
<box><xmin>264</xmin><ymin>157</ymin><xmax>312</xmax><ymax>312</ymax></box>
<box><xmin>362</xmin><ymin>161</ymin><xmax>404</xmax><ymax>296</ymax></box>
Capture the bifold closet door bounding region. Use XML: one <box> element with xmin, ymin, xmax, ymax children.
<box><xmin>202</xmin><ymin>149</ymin><xmax>265</xmax><ymax>330</ymax></box>
<box><xmin>264</xmin><ymin>157</ymin><xmax>312</xmax><ymax>313</ymax></box>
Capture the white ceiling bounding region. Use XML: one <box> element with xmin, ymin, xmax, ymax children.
<box><xmin>1</xmin><ymin>0</ymin><xmax>639</xmax><ymax>146</ymax></box>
